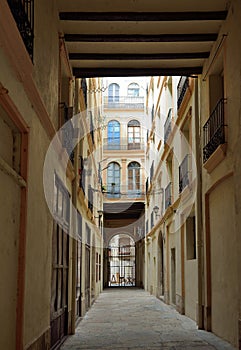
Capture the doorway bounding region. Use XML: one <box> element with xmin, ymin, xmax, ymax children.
<box><xmin>108</xmin><ymin>234</ymin><xmax>136</xmax><ymax>287</ymax></box>
<box><xmin>171</xmin><ymin>248</ymin><xmax>176</xmax><ymax>305</ymax></box>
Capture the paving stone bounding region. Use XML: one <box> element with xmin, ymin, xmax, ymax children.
<box><xmin>60</xmin><ymin>288</ymin><xmax>235</xmax><ymax>350</ymax></box>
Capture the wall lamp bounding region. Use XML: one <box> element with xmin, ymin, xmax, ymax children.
<box><xmin>95</xmin><ymin>210</ymin><xmax>104</xmax><ymax>227</ymax></box>
<box><xmin>95</xmin><ymin>209</ymin><xmax>104</xmax><ymax>219</ymax></box>
<box><xmin>153</xmin><ymin>205</ymin><xmax>160</xmax><ymax>219</ymax></box>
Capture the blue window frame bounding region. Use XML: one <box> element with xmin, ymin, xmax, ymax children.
<box><xmin>108</xmin><ymin>120</ymin><xmax>120</xmax><ymax>149</ymax></box>
<box><xmin>107</xmin><ymin>162</ymin><xmax>120</xmax><ymax>198</ymax></box>
<box><xmin>108</xmin><ymin>83</ymin><xmax>120</xmax><ymax>102</ymax></box>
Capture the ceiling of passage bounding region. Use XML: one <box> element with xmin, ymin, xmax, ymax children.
<box><xmin>57</xmin><ymin>0</ymin><xmax>229</xmax><ymax>77</ymax></box>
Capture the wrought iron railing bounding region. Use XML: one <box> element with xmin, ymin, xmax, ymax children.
<box><xmin>165</xmin><ymin>182</ymin><xmax>172</xmax><ymax>209</ymax></box>
<box><xmin>7</xmin><ymin>0</ymin><xmax>34</xmax><ymax>60</ymax></box>
<box><xmin>103</xmin><ymin>185</ymin><xmax>145</xmax><ymax>199</ymax></box>
<box><xmin>150</xmin><ymin>161</ymin><xmax>154</xmax><ymax>182</ymax></box>
<box><xmin>103</xmin><ymin>137</ymin><xmax>144</xmax><ymax>150</ymax></box>
<box><xmin>151</xmin><ymin>104</ymin><xmax>154</xmax><ymax>121</ymax></box>
<box><xmin>88</xmin><ymin>186</ymin><xmax>93</xmax><ymax>212</ymax></box>
<box><xmin>81</xmin><ymin>78</ymin><xmax>87</xmax><ymax>107</ymax></box>
<box><xmin>62</xmin><ymin>120</ymin><xmax>74</xmax><ymax>164</ymax></box>
<box><xmin>177</xmin><ymin>76</ymin><xmax>189</xmax><ymax>110</ymax></box>
<box><xmin>145</xmin><ymin>178</ymin><xmax>149</xmax><ymax>194</ymax></box>
<box><xmin>164</xmin><ymin>108</ymin><xmax>172</xmax><ymax>144</ymax></box>
<box><xmin>179</xmin><ymin>154</ymin><xmax>190</xmax><ymax>193</ymax></box>
<box><xmin>103</xmin><ymin>96</ymin><xmax>144</xmax><ymax>109</ymax></box>
<box><xmin>151</xmin><ymin>212</ymin><xmax>154</xmax><ymax>228</ymax></box>
<box><xmin>203</xmin><ymin>98</ymin><xmax>226</xmax><ymax>163</ymax></box>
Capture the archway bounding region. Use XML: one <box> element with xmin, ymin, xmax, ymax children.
<box><xmin>108</xmin><ymin>234</ymin><xmax>136</xmax><ymax>287</ymax></box>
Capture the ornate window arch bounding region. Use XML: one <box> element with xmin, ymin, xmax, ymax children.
<box><xmin>108</xmin><ymin>83</ymin><xmax>120</xmax><ymax>102</ymax></box>
<box><xmin>128</xmin><ymin>161</ymin><xmax>141</xmax><ymax>196</ymax></box>
<box><xmin>107</xmin><ymin>162</ymin><xmax>121</xmax><ymax>198</ymax></box>
<box><xmin>128</xmin><ymin>120</ymin><xmax>141</xmax><ymax>149</ymax></box>
<box><xmin>127</xmin><ymin>83</ymin><xmax>140</xmax><ymax>97</ymax></box>
<box><xmin>107</xmin><ymin>120</ymin><xmax>120</xmax><ymax>149</ymax></box>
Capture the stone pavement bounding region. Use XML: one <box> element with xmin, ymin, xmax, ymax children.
<box><xmin>61</xmin><ymin>288</ymin><xmax>235</xmax><ymax>350</ymax></box>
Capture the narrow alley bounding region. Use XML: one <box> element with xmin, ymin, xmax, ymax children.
<box><xmin>60</xmin><ymin>288</ymin><xmax>234</xmax><ymax>350</ymax></box>
<box><xmin>1</xmin><ymin>1</ymin><xmax>241</xmax><ymax>350</ymax></box>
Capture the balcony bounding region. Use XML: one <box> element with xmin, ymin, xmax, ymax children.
<box><xmin>103</xmin><ymin>137</ymin><xmax>144</xmax><ymax>151</ymax></box>
<box><xmin>177</xmin><ymin>76</ymin><xmax>189</xmax><ymax>110</ymax></box>
<box><xmin>7</xmin><ymin>0</ymin><xmax>34</xmax><ymax>60</ymax></box>
<box><xmin>179</xmin><ymin>154</ymin><xmax>190</xmax><ymax>193</ymax></box>
<box><xmin>62</xmin><ymin>120</ymin><xmax>74</xmax><ymax>164</ymax></box>
<box><xmin>164</xmin><ymin>108</ymin><xmax>172</xmax><ymax>144</ymax></box>
<box><xmin>103</xmin><ymin>185</ymin><xmax>145</xmax><ymax>199</ymax></box>
<box><xmin>103</xmin><ymin>96</ymin><xmax>144</xmax><ymax>110</ymax></box>
<box><xmin>203</xmin><ymin>98</ymin><xmax>226</xmax><ymax>163</ymax></box>
<box><xmin>165</xmin><ymin>182</ymin><xmax>172</xmax><ymax>209</ymax></box>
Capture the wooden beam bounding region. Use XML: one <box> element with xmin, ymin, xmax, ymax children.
<box><xmin>73</xmin><ymin>66</ymin><xmax>203</xmax><ymax>78</ymax></box>
<box><xmin>65</xmin><ymin>33</ymin><xmax>218</xmax><ymax>42</ymax></box>
<box><xmin>69</xmin><ymin>52</ymin><xmax>210</xmax><ymax>60</ymax></box>
<box><xmin>59</xmin><ymin>11</ymin><xmax>227</xmax><ymax>22</ymax></box>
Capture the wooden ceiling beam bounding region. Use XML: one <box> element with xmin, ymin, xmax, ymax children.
<box><xmin>65</xmin><ymin>33</ymin><xmax>218</xmax><ymax>42</ymax></box>
<box><xmin>72</xmin><ymin>66</ymin><xmax>203</xmax><ymax>77</ymax></box>
<box><xmin>69</xmin><ymin>52</ymin><xmax>210</xmax><ymax>60</ymax></box>
<box><xmin>59</xmin><ymin>11</ymin><xmax>227</xmax><ymax>22</ymax></box>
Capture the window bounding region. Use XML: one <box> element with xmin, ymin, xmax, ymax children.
<box><xmin>128</xmin><ymin>120</ymin><xmax>140</xmax><ymax>149</ymax></box>
<box><xmin>108</xmin><ymin>83</ymin><xmax>120</xmax><ymax>102</ymax></box>
<box><xmin>128</xmin><ymin>162</ymin><xmax>141</xmax><ymax>196</ymax></box>
<box><xmin>96</xmin><ymin>253</ymin><xmax>101</xmax><ymax>282</ymax></box>
<box><xmin>107</xmin><ymin>120</ymin><xmax>120</xmax><ymax>149</ymax></box>
<box><xmin>186</xmin><ymin>217</ymin><xmax>196</xmax><ymax>260</ymax></box>
<box><xmin>107</xmin><ymin>162</ymin><xmax>120</xmax><ymax>198</ymax></box>
<box><xmin>51</xmin><ymin>175</ymin><xmax>70</xmax><ymax>346</ymax></box>
<box><xmin>128</xmin><ymin>83</ymin><xmax>140</xmax><ymax>97</ymax></box>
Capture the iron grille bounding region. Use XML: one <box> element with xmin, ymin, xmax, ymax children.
<box><xmin>81</xmin><ymin>78</ymin><xmax>87</xmax><ymax>107</ymax></box>
<box><xmin>203</xmin><ymin>98</ymin><xmax>226</xmax><ymax>163</ymax></box>
<box><xmin>164</xmin><ymin>108</ymin><xmax>172</xmax><ymax>144</ymax></box>
<box><xmin>62</xmin><ymin>120</ymin><xmax>74</xmax><ymax>164</ymax></box>
<box><xmin>179</xmin><ymin>154</ymin><xmax>189</xmax><ymax>193</ymax></box>
<box><xmin>150</xmin><ymin>161</ymin><xmax>154</xmax><ymax>182</ymax></box>
<box><xmin>165</xmin><ymin>182</ymin><xmax>172</xmax><ymax>209</ymax></box>
<box><xmin>177</xmin><ymin>76</ymin><xmax>189</xmax><ymax>110</ymax></box>
<box><xmin>7</xmin><ymin>0</ymin><xmax>34</xmax><ymax>60</ymax></box>
<box><xmin>151</xmin><ymin>211</ymin><xmax>154</xmax><ymax>228</ymax></box>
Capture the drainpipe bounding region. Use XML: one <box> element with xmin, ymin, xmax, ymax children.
<box><xmin>195</xmin><ymin>77</ymin><xmax>204</xmax><ymax>329</ymax></box>
<box><xmin>16</xmin><ymin>132</ymin><xmax>29</xmax><ymax>350</ymax></box>
<box><xmin>70</xmin><ymin>78</ymin><xmax>78</xmax><ymax>334</ymax></box>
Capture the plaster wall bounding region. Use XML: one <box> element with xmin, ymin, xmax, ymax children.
<box><xmin>200</xmin><ymin>1</ymin><xmax>241</xmax><ymax>346</ymax></box>
<box><xmin>33</xmin><ymin>0</ymin><xmax>59</xmax><ymax>130</ymax></box>
<box><xmin>185</xmin><ymin>260</ymin><xmax>198</xmax><ymax>321</ymax></box>
<box><xmin>209</xmin><ymin>176</ymin><xmax>238</xmax><ymax>345</ymax></box>
<box><xmin>0</xmin><ymin>164</ymin><xmax>20</xmax><ymax>349</ymax></box>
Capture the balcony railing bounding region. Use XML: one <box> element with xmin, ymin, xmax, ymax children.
<box><xmin>103</xmin><ymin>138</ymin><xmax>144</xmax><ymax>151</ymax></box>
<box><xmin>179</xmin><ymin>154</ymin><xmax>190</xmax><ymax>193</ymax></box>
<box><xmin>165</xmin><ymin>182</ymin><xmax>172</xmax><ymax>209</ymax></box>
<box><xmin>104</xmin><ymin>96</ymin><xmax>144</xmax><ymax>109</ymax></box>
<box><xmin>7</xmin><ymin>0</ymin><xmax>34</xmax><ymax>60</ymax></box>
<box><xmin>103</xmin><ymin>185</ymin><xmax>145</xmax><ymax>199</ymax></box>
<box><xmin>203</xmin><ymin>98</ymin><xmax>226</xmax><ymax>163</ymax></box>
<box><xmin>62</xmin><ymin>120</ymin><xmax>74</xmax><ymax>164</ymax></box>
<box><xmin>177</xmin><ymin>76</ymin><xmax>189</xmax><ymax>110</ymax></box>
<box><xmin>164</xmin><ymin>108</ymin><xmax>172</xmax><ymax>144</ymax></box>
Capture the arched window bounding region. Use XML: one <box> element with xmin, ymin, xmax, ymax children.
<box><xmin>128</xmin><ymin>120</ymin><xmax>140</xmax><ymax>149</ymax></box>
<box><xmin>107</xmin><ymin>120</ymin><xmax>120</xmax><ymax>149</ymax></box>
<box><xmin>128</xmin><ymin>83</ymin><xmax>140</xmax><ymax>97</ymax></box>
<box><xmin>108</xmin><ymin>83</ymin><xmax>120</xmax><ymax>102</ymax></box>
<box><xmin>128</xmin><ymin>162</ymin><xmax>141</xmax><ymax>196</ymax></box>
<box><xmin>107</xmin><ymin>162</ymin><xmax>120</xmax><ymax>198</ymax></box>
